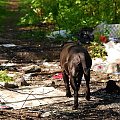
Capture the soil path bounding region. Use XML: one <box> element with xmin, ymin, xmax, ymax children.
<box><xmin>0</xmin><ymin>0</ymin><xmax>20</xmax><ymax>40</ymax></box>
<box><xmin>0</xmin><ymin>1</ymin><xmax>120</xmax><ymax>120</ymax></box>
<box><xmin>0</xmin><ymin>0</ymin><xmax>60</xmax><ymax>63</ymax></box>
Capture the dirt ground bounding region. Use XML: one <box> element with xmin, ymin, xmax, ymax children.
<box><xmin>0</xmin><ymin>36</ymin><xmax>120</xmax><ymax>120</ymax></box>
<box><xmin>0</xmin><ymin>64</ymin><xmax>120</xmax><ymax>120</ymax></box>
<box><xmin>0</xmin><ymin>0</ymin><xmax>120</xmax><ymax>120</ymax></box>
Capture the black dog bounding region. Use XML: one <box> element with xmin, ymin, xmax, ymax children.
<box><xmin>60</xmin><ymin>42</ymin><xmax>92</xmax><ymax>109</ymax></box>
<box><xmin>77</xmin><ymin>27</ymin><xmax>94</xmax><ymax>44</ymax></box>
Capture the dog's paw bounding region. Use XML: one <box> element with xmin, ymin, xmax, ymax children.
<box><xmin>66</xmin><ymin>93</ymin><xmax>72</xmax><ymax>97</ymax></box>
<box><xmin>85</xmin><ymin>95</ymin><xmax>90</xmax><ymax>101</ymax></box>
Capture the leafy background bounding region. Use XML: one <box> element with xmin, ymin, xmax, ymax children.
<box><xmin>19</xmin><ymin>0</ymin><xmax>120</xmax><ymax>33</ymax></box>
<box><xmin>0</xmin><ymin>0</ymin><xmax>120</xmax><ymax>59</ymax></box>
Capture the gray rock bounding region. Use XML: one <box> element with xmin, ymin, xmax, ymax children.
<box><xmin>22</xmin><ymin>65</ymin><xmax>41</xmax><ymax>73</ymax></box>
<box><xmin>15</xmin><ymin>76</ymin><xmax>29</xmax><ymax>86</ymax></box>
<box><xmin>41</xmin><ymin>111</ymin><xmax>51</xmax><ymax>117</ymax></box>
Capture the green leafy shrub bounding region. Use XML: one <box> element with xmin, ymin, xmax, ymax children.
<box><xmin>88</xmin><ymin>42</ymin><xmax>107</xmax><ymax>60</ymax></box>
<box><xmin>0</xmin><ymin>71</ymin><xmax>13</xmax><ymax>82</ymax></box>
<box><xmin>19</xmin><ymin>0</ymin><xmax>120</xmax><ymax>33</ymax></box>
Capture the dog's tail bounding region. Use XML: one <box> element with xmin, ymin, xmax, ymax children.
<box><xmin>79</xmin><ymin>53</ymin><xmax>89</xmax><ymax>75</ymax></box>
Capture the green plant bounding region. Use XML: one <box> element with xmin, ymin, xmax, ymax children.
<box><xmin>88</xmin><ymin>42</ymin><xmax>107</xmax><ymax>60</ymax></box>
<box><xmin>0</xmin><ymin>71</ymin><xmax>13</xmax><ymax>82</ymax></box>
<box><xmin>19</xmin><ymin>0</ymin><xmax>120</xmax><ymax>33</ymax></box>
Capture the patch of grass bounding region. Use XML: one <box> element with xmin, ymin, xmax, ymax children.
<box><xmin>0</xmin><ymin>1</ymin><xmax>9</xmax><ymax>6</ymax></box>
<box><xmin>0</xmin><ymin>71</ymin><xmax>13</xmax><ymax>82</ymax></box>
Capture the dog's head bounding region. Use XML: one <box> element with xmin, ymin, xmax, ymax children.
<box><xmin>77</xmin><ymin>27</ymin><xmax>94</xmax><ymax>44</ymax></box>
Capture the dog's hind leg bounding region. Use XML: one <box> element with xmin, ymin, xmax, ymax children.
<box><xmin>70</xmin><ymin>75</ymin><xmax>79</xmax><ymax>110</ymax></box>
<box><xmin>84</xmin><ymin>70</ymin><xmax>90</xmax><ymax>101</ymax></box>
<box><xmin>77</xmin><ymin>65</ymin><xmax>84</xmax><ymax>91</ymax></box>
<box><xmin>62</xmin><ymin>71</ymin><xmax>72</xmax><ymax>97</ymax></box>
